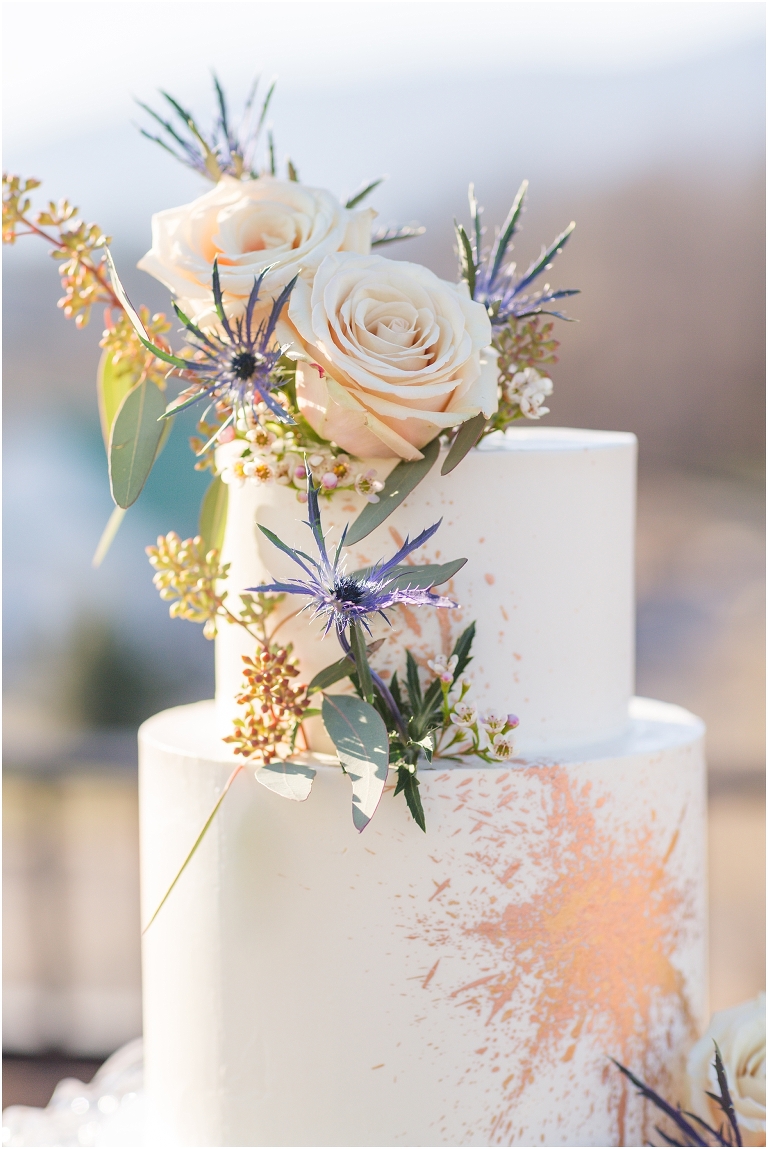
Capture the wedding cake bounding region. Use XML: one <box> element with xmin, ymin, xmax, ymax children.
<box><xmin>6</xmin><ymin>77</ymin><xmax>708</xmax><ymax>1147</ymax></box>
<box><xmin>139</xmin><ymin>427</ymin><xmax>706</xmax><ymax>1147</ymax></box>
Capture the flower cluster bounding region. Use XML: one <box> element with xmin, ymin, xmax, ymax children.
<box><xmin>224</xmin><ymin>647</ymin><xmax>311</xmax><ymax>764</ymax></box>
<box><xmin>146</xmin><ymin>533</ymin><xmax>227</xmax><ymax>639</ymax></box>
<box><xmin>486</xmin><ymin>316</ymin><xmax>560</xmax><ymax>430</ymax></box>
<box><xmin>3</xmin><ymin>174</ymin><xmax>118</xmax><ymax>327</ymax></box>
<box><xmin>503</xmin><ymin>366</ymin><xmax>554</xmax><ymax>420</ymax></box>
<box><xmin>100</xmin><ymin>307</ymin><xmax>173</xmax><ymax>391</ymax></box>
<box><xmin>426</xmin><ymin>655</ymin><xmax>520</xmax><ymax>761</ymax></box>
<box><xmin>218</xmin><ymin>430</ymin><xmax>385</xmax><ymax>503</ymax></box>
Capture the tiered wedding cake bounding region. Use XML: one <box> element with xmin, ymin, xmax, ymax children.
<box><xmin>3</xmin><ymin>74</ymin><xmax>712</xmax><ymax>1149</ymax></box>
<box><xmin>139</xmin><ymin>427</ymin><xmax>707</xmax><ymax>1147</ymax></box>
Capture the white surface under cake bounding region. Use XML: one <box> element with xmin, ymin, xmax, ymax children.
<box><xmin>139</xmin><ymin>697</ymin><xmax>707</xmax><ymax>1148</ymax></box>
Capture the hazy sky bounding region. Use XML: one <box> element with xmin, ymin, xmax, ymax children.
<box><xmin>4</xmin><ymin>2</ymin><xmax>765</xmax><ymax>146</ymax></box>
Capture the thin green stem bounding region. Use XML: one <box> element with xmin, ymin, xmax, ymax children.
<box><xmin>142</xmin><ymin>762</ymin><xmax>244</xmax><ymax>934</ymax></box>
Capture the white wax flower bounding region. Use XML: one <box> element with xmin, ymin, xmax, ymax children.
<box><xmin>450</xmin><ymin>702</ymin><xmax>477</xmax><ymax>728</ymax></box>
<box><xmin>687</xmin><ymin>993</ymin><xmax>766</xmax><ymax>1145</ymax></box>
<box><xmin>428</xmin><ymin>654</ymin><xmax>458</xmax><ymax>683</ymax></box>
<box><xmin>287</xmin><ymin>252</ymin><xmax>497</xmax><ymax>459</ymax></box>
<box><xmin>506</xmin><ymin>367</ymin><xmax>553</xmax><ymax>420</ymax></box>
<box><xmin>480</xmin><ymin>708</ymin><xmax>507</xmax><ymax>734</ymax></box>
<box><xmin>488</xmin><ymin>731</ymin><xmax>516</xmax><ymax>760</ymax></box>
<box><xmin>138</xmin><ymin>176</ymin><xmax>374</xmax><ymax>327</ymax></box>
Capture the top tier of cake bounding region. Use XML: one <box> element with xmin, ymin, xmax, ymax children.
<box><xmin>215</xmin><ymin>427</ymin><xmax>637</xmax><ymax>755</ymax></box>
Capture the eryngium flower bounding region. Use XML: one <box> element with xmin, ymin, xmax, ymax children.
<box><xmin>166</xmin><ymin>259</ymin><xmax>297</xmax><ymax>433</ymax></box>
<box><xmin>249</xmin><ymin>477</ymin><xmax>456</xmax><ymax>638</ymax></box>
<box><xmin>137</xmin><ymin>75</ymin><xmax>275</xmax><ymax>182</ymax></box>
<box><xmin>458</xmin><ymin>182</ymin><xmax>579</xmax><ymax>325</ymax></box>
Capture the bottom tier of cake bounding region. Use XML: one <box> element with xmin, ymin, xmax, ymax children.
<box><xmin>139</xmin><ymin>698</ymin><xmax>707</xmax><ymax>1148</ymax></box>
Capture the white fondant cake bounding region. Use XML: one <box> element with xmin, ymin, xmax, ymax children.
<box><xmin>139</xmin><ymin>426</ymin><xmax>708</xmax><ymax>1147</ymax></box>
<box><xmin>215</xmin><ymin>427</ymin><xmax>637</xmax><ymax>754</ymax></box>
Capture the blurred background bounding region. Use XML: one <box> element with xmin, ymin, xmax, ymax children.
<box><xmin>3</xmin><ymin>0</ymin><xmax>765</xmax><ymax>1109</ymax></box>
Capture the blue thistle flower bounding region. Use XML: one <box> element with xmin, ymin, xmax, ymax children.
<box><xmin>165</xmin><ymin>259</ymin><xmax>298</xmax><ymax>439</ymax></box>
<box><xmin>137</xmin><ymin>75</ymin><xmax>275</xmax><ymax>182</ymax></box>
<box><xmin>457</xmin><ymin>182</ymin><xmax>580</xmax><ymax>325</ymax></box>
<box><xmin>105</xmin><ymin>250</ymin><xmax>296</xmax><ymax>449</ymax></box>
<box><xmin>249</xmin><ymin>476</ymin><xmax>457</xmax><ymax>641</ymax></box>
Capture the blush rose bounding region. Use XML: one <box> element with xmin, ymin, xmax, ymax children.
<box><xmin>285</xmin><ymin>251</ymin><xmax>497</xmax><ymax>460</ymax></box>
<box><xmin>138</xmin><ymin>175</ymin><xmax>374</xmax><ymax>327</ymax></box>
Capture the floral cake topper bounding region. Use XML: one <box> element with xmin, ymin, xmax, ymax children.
<box><xmin>4</xmin><ymin>74</ymin><xmax>575</xmax><ymax>922</ymax></box>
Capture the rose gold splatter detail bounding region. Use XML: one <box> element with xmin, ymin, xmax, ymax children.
<box><xmin>422</xmin><ymin>959</ymin><xmax>440</xmax><ymax>988</ymax></box>
<box><xmin>396</xmin><ymin>603</ymin><xmax>423</xmax><ymax>638</ymax></box>
<box><xmin>408</xmin><ymin>765</ymin><xmax>698</xmax><ymax>1145</ymax></box>
<box><xmin>485</xmin><ymin>573</ymin><xmax>496</xmax><ymax>585</ymax></box>
<box><xmin>500</xmin><ymin>605</ymin><xmax>509</xmax><ymax>621</ymax></box>
<box><xmin>429</xmin><ymin>879</ymin><xmax>451</xmax><ymax>901</ymax></box>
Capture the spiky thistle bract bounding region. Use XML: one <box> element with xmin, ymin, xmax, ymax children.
<box><xmin>105</xmin><ymin>250</ymin><xmax>297</xmax><ymax>450</ymax></box>
<box><xmin>250</xmin><ymin>474</ymin><xmax>457</xmax><ymax>640</ymax></box>
<box><xmin>137</xmin><ymin>74</ymin><xmax>276</xmax><ymax>181</ymax></box>
<box><xmin>457</xmin><ymin>181</ymin><xmax>580</xmax><ymax>324</ymax></box>
<box><xmin>613</xmin><ymin>1045</ymin><xmax>744</xmax><ymax>1147</ymax></box>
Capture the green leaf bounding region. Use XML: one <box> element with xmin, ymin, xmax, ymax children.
<box><xmin>199</xmin><ymin>476</ymin><xmax>229</xmax><ymax>553</ymax></box>
<box><xmin>441</xmin><ymin>412</ymin><xmax>487</xmax><ymax>476</ymax></box>
<box><xmin>378</xmin><ymin>558</ymin><xmax>467</xmax><ymax>591</ymax></box>
<box><xmin>143</xmin><ymin>763</ymin><xmax>243</xmax><ymax>933</ymax></box>
<box><xmin>345</xmin><ymin>177</ymin><xmax>384</xmax><ymax>209</ymax></box>
<box><xmin>451</xmin><ymin>622</ymin><xmax>476</xmax><ymax>680</ymax></box>
<box><xmin>97</xmin><ymin>350</ymin><xmax>134</xmax><ymax>449</ymax></box>
<box><xmin>308</xmin><ymin>656</ymin><xmax>356</xmax><ymax>693</ymax></box>
<box><xmin>350</xmin><ymin>621</ymin><xmax>374</xmax><ymax>703</ymax></box>
<box><xmin>92</xmin><ymin>505</ymin><xmax>127</xmax><ymax>569</ymax></box>
<box><xmin>405</xmin><ymin>650</ymin><xmax>423</xmax><ymax>713</ymax></box>
<box><xmin>255</xmin><ymin>760</ymin><xmax>315</xmax><ymax>801</ymax></box>
<box><xmin>394</xmin><ymin>765</ymin><xmax>426</xmax><ymax>832</ymax></box>
<box><xmin>345</xmin><ymin>436</ymin><xmax>440</xmax><ymax>545</ymax></box>
<box><xmin>108</xmin><ymin>379</ymin><xmax>167</xmax><ymax>508</ymax></box>
<box><xmin>322</xmin><ymin>695</ymin><xmax>389</xmax><ymax>832</ymax></box>
<box><xmin>455</xmin><ymin>221</ymin><xmax>476</xmax><ymax>298</ymax></box>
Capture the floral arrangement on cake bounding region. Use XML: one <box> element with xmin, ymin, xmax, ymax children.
<box><xmin>3</xmin><ymin>76</ymin><xmax>578</xmax><ymax>855</ymax></box>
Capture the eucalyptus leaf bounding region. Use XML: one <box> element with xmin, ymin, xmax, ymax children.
<box><xmin>441</xmin><ymin>412</ymin><xmax>487</xmax><ymax>476</ymax></box>
<box><xmin>199</xmin><ymin>476</ymin><xmax>229</xmax><ymax>553</ymax></box>
<box><xmin>307</xmin><ymin>639</ymin><xmax>385</xmax><ymax>694</ymax></box>
<box><xmin>322</xmin><ymin>694</ymin><xmax>389</xmax><ymax>832</ymax></box>
<box><xmin>255</xmin><ymin>760</ymin><xmax>315</xmax><ymax>801</ymax></box>
<box><xmin>108</xmin><ymin>379</ymin><xmax>167</xmax><ymax>508</ymax></box>
<box><xmin>97</xmin><ymin>350</ymin><xmax>134</xmax><ymax>449</ymax></box>
<box><xmin>345</xmin><ymin>437</ymin><xmax>440</xmax><ymax>545</ymax></box>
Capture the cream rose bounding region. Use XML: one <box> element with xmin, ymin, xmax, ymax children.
<box><xmin>687</xmin><ymin>993</ymin><xmax>766</xmax><ymax>1146</ymax></box>
<box><xmin>286</xmin><ymin>251</ymin><xmax>497</xmax><ymax>460</ymax></box>
<box><xmin>137</xmin><ymin>176</ymin><xmax>374</xmax><ymax>326</ymax></box>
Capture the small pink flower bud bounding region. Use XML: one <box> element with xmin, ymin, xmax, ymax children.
<box><xmin>507</xmin><ymin>714</ymin><xmax>520</xmax><ymax>729</ymax></box>
<box><xmin>296</xmin><ymin>491</ymin><xmax>308</xmax><ymax>504</ymax></box>
<box><xmin>321</xmin><ymin>472</ymin><xmax>338</xmax><ymax>489</ymax></box>
<box><xmin>294</xmin><ymin>465</ymin><xmax>307</xmax><ymax>481</ymax></box>
<box><xmin>218</xmin><ymin>425</ymin><xmax>236</xmax><ymax>443</ymax></box>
